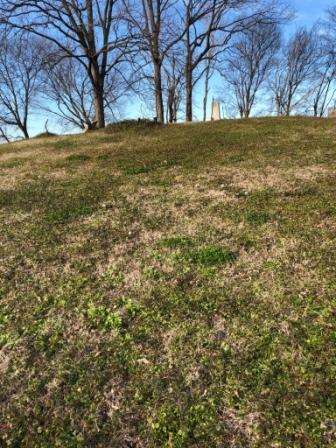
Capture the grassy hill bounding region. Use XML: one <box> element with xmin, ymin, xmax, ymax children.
<box><xmin>0</xmin><ymin>117</ymin><xmax>335</xmax><ymax>447</ymax></box>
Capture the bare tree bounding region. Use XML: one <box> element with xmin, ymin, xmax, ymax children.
<box><xmin>123</xmin><ymin>0</ymin><xmax>184</xmax><ymax>123</ymax></box>
<box><xmin>182</xmin><ymin>0</ymin><xmax>227</xmax><ymax>122</ymax></box>
<box><xmin>181</xmin><ymin>0</ymin><xmax>281</xmax><ymax>122</ymax></box>
<box><xmin>42</xmin><ymin>58</ymin><xmax>95</xmax><ymax>130</ymax></box>
<box><xmin>0</xmin><ymin>33</ymin><xmax>45</xmax><ymax>140</ymax></box>
<box><xmin>0</xmin><ymin>0</ymin><xmax>128</xmax><ymax>129</ymax></box>
<box><xmin>164</xmin><ymin>53</ymin><xmax>184</xmax><ymax>123</ymax></box>
<box><xmin>221</xmin><ymin>22</ymin><xmax>280</xmax><ymax>118</ymax></box>
<box><xmin>269</xmin><ymin>28</ymin><xmax>318</xmax><ymax>116</ymax></box>
<box><xmin>42</xmin><ymin>55</ymin><xmax>127</xmax><ymax>130</ymax></box>
<box><xmin>309</xmin><ymin>6</ymin><xmax>336</xmax><ymax>117</ymax></box>
<box><xmin>311</xmin><ymin>43</ymin><xmax>336</xmax><ymax>117</ymax></box>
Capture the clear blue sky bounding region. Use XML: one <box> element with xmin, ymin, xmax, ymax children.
<box><xmin>292</xmin><ymin>0</ymin><xmax>331</xmax><ymax>27</ymax></box>
<box><xmin>31</xmin><ymin>0</ymin><xmax>333</xmax><ymax>135</ymax></box>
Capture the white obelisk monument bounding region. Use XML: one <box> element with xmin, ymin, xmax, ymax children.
<box><xmin>211</xmin><ymin>98</ymin><xmax>221</xmax><ymax>121</ymax></box>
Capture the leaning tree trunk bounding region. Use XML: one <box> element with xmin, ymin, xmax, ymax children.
<box><xmin>19</xmin><ymin>123</ymin><xmax>29</xmax><ymax>139</ymax></box>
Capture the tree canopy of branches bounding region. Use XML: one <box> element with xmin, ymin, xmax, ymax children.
<box><xmin>221</xmin><ymin>22</ymin><xmax>280</xmax><ymax>118</ymax></box>
<box><xmin>123</xmin><ymin>0</ymin><xmax>284</xmax><ymax>122</ymax></box>
<box><xmin>269</xmin><ymin>28</ymin><xmax>318</xmax><ymax>116</ymax></box>
<box><xmin>42</xmin><ymin>54</ymin><xmax>126</xmax><ymax>130</ymax></box>
<box><xmin>0</xmin><ymin>33</ymin><xmax>45</xmax><ymax>140</ymax></box>
<box><xmin>42</xmin><ymin>58</ymin><xmax>95</xmax><ymax>130</ymax></box>
<box><xmin>0</xmin><ymin>0</ymin><xmax>129</xmax><ymax>129</ymax></box>
<box><xmin>310</xmin><ymin>39</ymin><xmax>336</xmax><ymax>117</ymax></box>
<box><xmin>309</xmin><ymin>5</ymin><xmax>336</xmax><ymax>117</ymax></box>
<box><xmin>163</xmin><ymin>53</ymin><xmax>184</xmax><ymax>123</ymax></box>
<box><xmin>2</xmin><ymin>1</ymin><xmax>336</xmax><ymax>138</ymax></box>
<box><xmin>180</xmin><ymin>0</ymin><xmax>282</xmax><ymax>121</ymax></box>
<box><xmin>123</xmin><ymin>0</ymin><xmax>184</xmax><ymax>123</ymax></box>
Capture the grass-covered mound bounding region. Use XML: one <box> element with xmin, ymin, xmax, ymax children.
<box><xmin>0</xmin><ymin>117</ymin><xmax>335</xmax><ymax>447</ymax></box>
<box><xmin>33</xmin><ymin>131</ymin><xmax>58</xmax><ymax>139</ymax></box>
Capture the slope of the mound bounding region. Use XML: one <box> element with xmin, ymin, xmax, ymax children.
<box><xmin>0</xmin><ymin>117</ymin><xmax>335</xmax><ymax>447</ymax></box>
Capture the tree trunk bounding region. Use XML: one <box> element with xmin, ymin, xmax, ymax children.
<box><xmin>90</xmin><ymin>63</ymin><xmax>105</xmax><ymax>128</ymax></box>
<box><xmin>185</xmin><ymin>67</ymin><xmax>193</xmax><ymax>122</ymax></box>
<box><xmin>168</xmin><ymin>85</ymin><xmax>174</xmax><ymax>123</ymax></box>
<box><xmin>154</xmin><ymin>62</ymin><xmax>164</xmax><ymax>123</ymax></box>
<box><xmin>93</xmin><ymin>83</ymin><xmax>105</xmax><ymax>128</ymax></box>
<box><xmin>313</xmin><ymin>103</ymin><xmax>318</xmax><ymax>117</ymax></box>
<box><xmin>203</xmin><ymin>62</ymin><xmax>211</xmax><ymax>122</ymax></box>
<box><xmin>173</xmin><ymin>98</ymin><xmax>177</xmax><ymax>122</ymax></box>
<box><xmin>275</xmin><ymin>96</ymin><xmax>281</xmax><ymax>116</ymax></box>
<box><xmin>184</xmin><ymin>17</ymin><xmax>193</xmax><ymax>122</ymax></box>
<box><xmin>20</xmin><ymin>125</ymin><xmax>29</xmax><ymax>139</ymax></box>
<box><xmin>285</xmin><ymin>91</ymin><xmax>292</xmax><ymax>116</ymax></box>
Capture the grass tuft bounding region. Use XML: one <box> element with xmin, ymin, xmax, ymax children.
<box><xmin>191</xmin><ymin>245</ymin><xmax>237</xmax><ymax>266</ymax></box>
